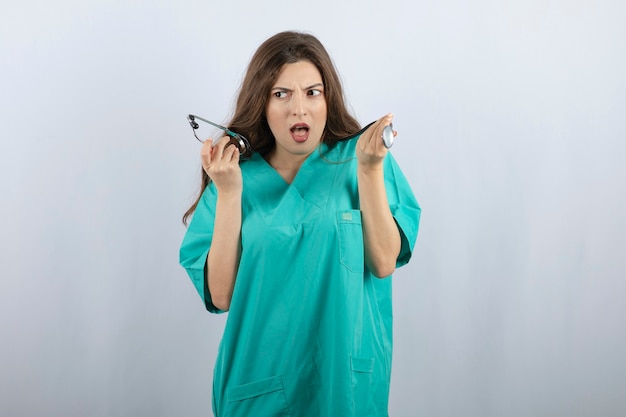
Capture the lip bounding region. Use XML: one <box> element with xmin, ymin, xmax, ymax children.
<box><xmin>290</xmin><ymin>123</ymin><xmax>310</xmax><ymax>143</ymax></box>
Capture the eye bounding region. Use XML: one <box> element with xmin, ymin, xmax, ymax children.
<box><xmin>308</xmin><ymin>89</ymin><xmax>323</xmax><ymax>96</ymax></box>
<box><xmin>273</xmin><ymin>91</ymin><xmax>288</xmax><ymax>98</ymax></box>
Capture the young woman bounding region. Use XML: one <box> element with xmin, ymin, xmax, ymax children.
<box><xmin>180</xmin><ymin>31</ymin><xmax>420</xmax><ymax>417</ymax></box>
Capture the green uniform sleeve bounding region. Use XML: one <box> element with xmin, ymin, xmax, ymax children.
<box><xmin>384</xmin><ymin>152</ymin><xmax>421</xmax><ymax>268</ymax></box>
<box><xmin>179</xmin><ymin>184</ymin><xmax>225</xmax><ymax>313</ymax></box>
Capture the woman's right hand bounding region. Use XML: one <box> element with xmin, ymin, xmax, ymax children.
<box><xmin>201</xmin><ymin>136</ymin><xmax>243</xmax><ymax>194</ymax></box>
<box><xmin>201</xmin><ymin>136</ymin><xmax>243</xmax><ymax>311</ymax></box>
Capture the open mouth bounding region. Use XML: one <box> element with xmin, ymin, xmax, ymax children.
<box><xmin>290</xmin><ymin>123</ymin><xmax>310</xmax><ymax>142</ymax></box>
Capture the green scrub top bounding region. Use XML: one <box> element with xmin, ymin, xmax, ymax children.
<box><xmin>180</xmin><ymin>137</ymin><xmax>420</xmax><ymax>417</ymax></box>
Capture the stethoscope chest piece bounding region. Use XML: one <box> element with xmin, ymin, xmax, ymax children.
<box><xmin>382</xmin><ymin>123</ymin><xmax>394</xmax><ymax>149</ymax></box>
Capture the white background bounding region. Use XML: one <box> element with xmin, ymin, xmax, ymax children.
<box><xmin>1</xmin><ymin>1</ymin><xmax>625</xmax><ymax>416</ymax></box>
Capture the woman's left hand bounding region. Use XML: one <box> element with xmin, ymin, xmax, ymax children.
<box><xmin>356</xmin><ymin>113</ymin><xmax>396</xmax><ymax>168</ymax></box>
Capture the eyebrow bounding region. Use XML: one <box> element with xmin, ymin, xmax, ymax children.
<box><xmin>271</xmin><ymin>83</ymin><xmax>324</xmax><ymax>92</ymax></box>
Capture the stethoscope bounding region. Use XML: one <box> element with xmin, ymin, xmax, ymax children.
<box><xmin>187</xmin><ymin>114</ymin><xmax>394</xmax><ymax>159</ymax></box>
<box><xmin>342</xmin><ymin>120</ymin><xmax>395</xmax><ymax>149</ymax></box>
<box><xmin>187</xmin><ymin>114</ymin><xmax>252</xmax><ymax>158</ymax></box>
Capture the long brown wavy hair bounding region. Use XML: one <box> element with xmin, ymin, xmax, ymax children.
<box><xmin>183</xmin><ymin>31</ymin><xmax>361</xmax><ymax>225</ymax></box>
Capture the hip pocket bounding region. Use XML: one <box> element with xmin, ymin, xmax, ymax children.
<box><xmin>351</xmin><ymin>356</ymin><xmax>375</xmax><ymax>416</ymax></box>
<box><xmin>337</xmin><ymin>210</ymin><xmax>364</xmax><ymax>273</ymax></box>
<box><xmin>226</xmin><ymin>375</ymin><xmax>291</xmax><ymax>417</ymax></box>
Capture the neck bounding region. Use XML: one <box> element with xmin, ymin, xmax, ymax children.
<box><xmin>266</xmin><ymin>148</ymin><xmax>311</xmax><ymax>184</ymax></box>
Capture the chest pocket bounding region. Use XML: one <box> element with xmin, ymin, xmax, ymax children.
<box><xmin>337</xmin><ymin>210</ymin><xmax>365</xmax><ymax>273</ymax></box>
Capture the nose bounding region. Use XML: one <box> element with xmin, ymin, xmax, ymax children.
<box><xmin>291</xmin><ymin>92</ymin><xmax>307</xmax><ymax>116</ymax></box>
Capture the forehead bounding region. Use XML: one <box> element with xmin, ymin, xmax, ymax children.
<box><xmin>273</xmin><ymin>60</ymin><xmax>323</xmax><ymax>86</ymax></box>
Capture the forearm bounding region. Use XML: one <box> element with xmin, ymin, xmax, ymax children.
<box><xmin>207</xmin><ymin>191</ymin><xmax>242</xmax><ymax>310</ymax></box>
<box><xmin>358</xmin><ymin>165</ymin><xmax>401</xmax><ymax>278</ymax></box>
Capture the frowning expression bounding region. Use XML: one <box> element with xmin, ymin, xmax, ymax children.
<box><xmin>265</xmin><ymin>60</ymin><xmax>327</xmax><ymax>161</ymax></box>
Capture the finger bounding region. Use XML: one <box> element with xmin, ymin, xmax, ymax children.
<box><xmin>222</xmin><ymin>141</ymin><xmax>239</xmax><ymax>162</ymax></box>
<box><xmin>371</xmin><ymin>114</ymin><xmax>393</xmax><ymax>145</ymax></box>
<box><xmin>381</xmin><ymin>113</ymin><xmax>394</xmax><ymax>131</ymax></box>
<box><xmin>213</xmin><ymin>135</ymin><xmax>230</xmax><ymax>161</ymax></box>
<box><xmin>229</xmin><ymin>146</ymin><xmax>240</xmax><ymax>163</ymax></box>
<box><xmin>211</xmin><ymin>135</ymin><xmax>228</xmax><ymax>149</ymax></box>
<box><xmin>378</xmin><ymin>114</ymin><xmax>394</xmax><ymax>148</ymax></box>
<box><xmin>370</xmin><ymin>119</ymin><xmax>387</xmax><ymax>149</ymax></box>
<box><xmin>362</xmin><ymin>120</ymin><xmax>382</xmax><ymax>147</ymax></box>
<box><xmin>201</xmin><ymin>138</ymin><xmax>214</xmax><ymax>169</ymax></box>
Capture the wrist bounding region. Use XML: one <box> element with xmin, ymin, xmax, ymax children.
<box><xmin>216</xmin><ymin>188</ymin><xmax>242</xmax><ymax>202</ymax></box>
<box><xmin>357</xmin><ymin>163</ymin><xmax>384</xmax><ymax>177</ymax></box>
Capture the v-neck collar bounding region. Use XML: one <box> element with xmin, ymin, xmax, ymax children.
<box><xmin>244</xmin><ymin>143</ymin><xmax>338</xmax><ymax>212</ymax></box>
<box><xmin>255</xmin><ymin>144</ymin><xmax>323</xmax><ymax>185</ymax></box>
